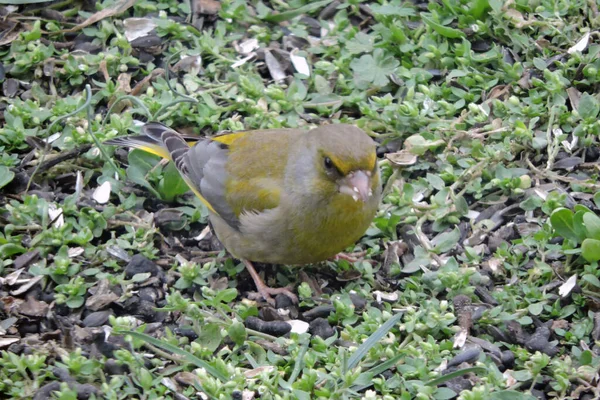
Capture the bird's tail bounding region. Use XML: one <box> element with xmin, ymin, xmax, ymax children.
<box><xmin>104</xmin><ymin>122</ymin><xmax>199</xmax><ymax>161</ymax></box>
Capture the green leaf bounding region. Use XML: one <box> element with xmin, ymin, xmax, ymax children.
<box><xmin>130</xmin><ymin>273</ymin><xmax>151</xmax><ymax>283</ymax></box>
<box><xmin>550</xmin><ymin>208</ymin><xmax>581</xmax><ymax>243</ymax></box>
<box><xmin>346</xmin><ymin>32</ymin><xmax>375</xmax><ymax>55</ymax></box>
<box><xmin>582</xmin><ymin>273</ymin><xmax>600</xmax><ymax>288</ymax></box>
<box><xmin>431</xmin><ymin>227</ymin><xmax>461</xmax><ymax>254</ymax></box>
<box><xmin>0</xmin><ymin>243</ymin><xmax>25</xmax><ymax>257</ymax></box>
<box><xmin>580</xmin><ymin>350</ymin><xmax>593</xmax><ymax>366</ymax></box>
<box><xmin>215</xmin><ymin>288</ymin><xmax>238</xmax><ymax>303</ymax></box>
<box><xmin>469</xmin><ymin>0</ymin><xmax>490</xmax><ymax>19</ymax></box>
<box><xmin>489</xmin><ymin>391</ymin><xmax>536</xmax><ymax>400</ymax></box>
<box><xmin>197</xmin><ymin>323</ymin><xmax>223</xmax><ymax>353</ymax></box>
<box><xmin>122</xmin><ymin>331</ymin><xmax>229</xmax><ymax>382</ymax></box>
<box><xmin>426</xmin><ymin>173</ymin><xmax>446</xmax><ymax>190</ymax></box>
<box><xmin>532</xmin><ymin>57</ymin><xmax>547</xmax><ymax>70</ymax></box>
<box><xmin>262</xmin><ymin>0</ymin><xmax>333</xmax><ymax>23</ymax></box>
<box><xmin>582</xmin><ymin>238</ymin><xmax>600</xmax><ymax>262</ymax></box>
<box><xmin>66</xmin><ymin>296</ymin><xmax>85</xmax><ymax>308</ymax></box>
<box><xmin>528</xmin><ymin>302</ymin><xmax>544</xmax><ymax>316</ymax></box>
<box><xmin>434</xmin><ymin>387</ymin><xmax>457</xmax><ymax>400</ymax></box>
<box><xmin>574</xmin><ymin>211</ymin><xmax>588</xmax><ymax>242</ymax></box>
<box><xmin>593</xmin><ymin>192</ymin><xmax>600</xmax><ymax>209</ymax></box>
<box><xmin>0</xmin><ymin>166</ymin><xmax>14</xmax><ymax>189</ymax></box>
<box><xmin>227</xmin><ymin>321</ymin><xmax>247</xmax><ymax>346</ymax></box>
<box><xmin>455</xmin><ymin>196</ymin><xmax>469</xmax><ymax>216</ymax></box>
<box><xmin>404</xmin><ymin>134</ymin><xmax>445</xmax><ymax>156</ymax></box>
<box><xmin>370</xmin><ymin>3</ymin><xmax>415</xmax><ymax>16</ymax></box>
<box><xmin>158</xmin><ymin>162</ymin><xmax>189</xmax><ymax>202</ymax></box>
<box><xmin>583</xmin><ymin>212</ymin><xmax>600</xmax><ymax>240</ymax></box>
<box><xmin>578</xmin><ymin>93</ymin><xmax>600</xmax><ymax>120</ymax></box>
<box><xmin>421</xmin><ymin>14</ymin><xmax>465</xmax><ymax>39</ymax></box>
<box><xmin>350</xmin><ymin>48</ymin><xmax>399</xmax><ymax>87</ymax></box>
<box><xmin>126</xmin><ymin>150</ymin><xmax>162</xmax><ymax>199</ymax></box>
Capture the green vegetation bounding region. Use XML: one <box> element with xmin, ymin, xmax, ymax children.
<box><xmin>1</xmin><ymin>0</ymin><xmax>600</xmax><ymax>399</ymax></box>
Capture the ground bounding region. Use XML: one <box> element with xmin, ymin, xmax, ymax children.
<box><xmin>1</xmin><ymin>0</ymin><xmax>600</xmax><ymax>399</ymax></box>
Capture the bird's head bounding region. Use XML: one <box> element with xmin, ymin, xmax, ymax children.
<box><xmin>290</xmin><ymin>124</ymin><xmax>381</xmax><ymax>208</ymax></box>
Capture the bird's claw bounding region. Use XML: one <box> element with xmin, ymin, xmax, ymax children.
<box><xmin>255</xmin><ymin>284</ymin><xmax>298</xmax><ymax>306</ymax></box>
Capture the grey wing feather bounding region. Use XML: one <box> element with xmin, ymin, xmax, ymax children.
<box><xmin>140</xmin><ymin>123</ymin><xmax>241</xmax><ymax>230</ymax></box>
<box><xmin>184</xmin><ymin>140</ymin><xmax>241</xmax><ymax>229</ymax></box>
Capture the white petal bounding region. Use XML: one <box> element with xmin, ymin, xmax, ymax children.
<box><xmin>287</xmin><ymin>320</ymin><xmax>309</xmax><ymax>334</ymax></box>
<box><xmin>48</xmin><ymin>204</ymin><xmax>64</xmax><ymax>228</ymax></box>
<box><xmin>93</xmin><ymin>181</ymin><xmax>112</xmax><ymax>204</ymax></box>
<box><xmin>290</xmin><ymin>49</ymin><xmax>310</xmax><ymax>76</ymax></box>
<box><xmin>568</xmin><ymin>32</ymin><xmax>590</xmax><ymax>54</ymax></box>
<box><xmin>559</xmin><ymin>275</ymin><xmax>577</xmax><ymax>297</ymax></box>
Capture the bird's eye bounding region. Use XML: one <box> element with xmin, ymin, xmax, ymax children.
<box><xmin>324</xmin><ymin>156</ymin><xmax>334</xmax><ymax>170</ymax></box>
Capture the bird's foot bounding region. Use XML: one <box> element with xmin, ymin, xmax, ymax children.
<box><xmin>253</xmin><ymin>283</ymin><xmax>298</xmax><ymax>307</ymax></box>
<box><xmin>242</xmin><ymin>259</ymin><xmax>298</xmax><ymax>306</ymax></box>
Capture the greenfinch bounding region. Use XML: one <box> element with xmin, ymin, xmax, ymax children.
<box><xmin>106</xmin><ymin>123</ymin><xmax>381</xmax><ymax>304</ymax></box>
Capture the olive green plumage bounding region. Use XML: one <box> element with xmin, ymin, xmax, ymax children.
<box><xmin>106</xmin><ymin>123</ymin><xmax>382</xmax><ymax>265</ymax></box>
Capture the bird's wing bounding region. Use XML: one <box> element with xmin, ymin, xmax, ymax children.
<box><xmin>105</xmin><ymin>122</ymin><xmax>297</xmax><ymax>230</ymax></box>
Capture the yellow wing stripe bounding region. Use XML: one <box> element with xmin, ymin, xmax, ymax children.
<box><xmin>134</xmin><ymin>144</ymin><xmax>171</xmax><ymax>160</ymax></box>
<box><xmin>210</xmin><ymin>131</ymin><xmax>248</xmax><ymax>146</ymax></box>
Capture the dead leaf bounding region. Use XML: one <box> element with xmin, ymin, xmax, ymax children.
<box><xmin>453</xmin><ymin>329</ymin><xmax>468</xmax><ymax>348</ymax></box>
<box><xmin>123</xmin><ymin>18</ymin><xmax>156</xmax><ymax>42</ymax></box>
<box><xmin>0</xmin><ymin>268</ymin><xmax>24</xmax><ymax>286</ymax></box>
<box><xmin>0</xmin><ymin>337</ymin><xmax>19</xmax><ymax>348</ymax></box>
<box><xmin>503</xmin><ymin>370</ymin><xmax>517</xmax><ymax>387</ymax></box>
<box><xmin>486</xmin><ymin>85</ymin><xmax>510</xmax><ymax>101</ymax></box>
<box><xmin>237</xmin><ymin>38</ymin><xmax>259</xmax><ymax>55</ymax></box>
<box><xmin>567</xmin><ymin>87</ymin><xmax>582</xmax><ymax>111</ymax></box>
<box><xmin>116</xmin><ymin>73</ymin><xmax>132</xmax><ymax>94</ymax></box>
<box><xmin>504</xmin><ymin>8</ymin><xmax>535</xmax><ymax>28</ymax></box>
<box><xmin>130</xmin><ymin>68</ymin><xmax>165</xmax><ymax>96</ymax></box>
<box><xmin>0</xmin><ymin>20</ymin><xmax>21</xmax><ymax>47</ymax></box>
<box><xmin>385</xmin><ymin>149</ymin><xmax>417</xmax><ymax>166</ymax></box>
<box><xmin>172</xmin><ymin>56</ymin><xmax>203</xmax><ymax>75</ymax></box>
<box><xmin>244</xmin><ymin>365</ymin><xmax>275</xmax><ymax>378</ymax></box>
<box><xmin>11</xmin><ymin>275</ymin><xmax>43</xmax><ymax>296</ymax></box>
<box><xmin>264</xmin><ymin>49</ymin><xmax>286</xmax><ymax>82</ymax></box>
<box><xmin>98</xmin><ymin>59</ymin><xmax>110</xmax><ymax>82</ymax></box>
<box><xmin>18</xmin><ymin>296</ymin><xmax>49</xmax><ymax>318</ymax></box>
<box><xmin>86</xmin><ymin>279</ymin><xmax>119</xmax><ymax>311</ymax></box>
<box><xmin>61</xmin><ymin>0</ymin><xmax>136</xmax><ymax>33</ymax></box>
<box><xmin>13</xmin><ymin>250</ymin><xmax>41</xmax><ymax>270</ymax></box>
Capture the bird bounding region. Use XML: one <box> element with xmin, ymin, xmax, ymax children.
<box><xmin>105</xmin><ymin>122</ymin><xmax>382</xmax><ymax>304</ymax></box>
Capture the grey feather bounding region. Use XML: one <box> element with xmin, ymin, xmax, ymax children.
<box><xmin>140</xmin><ymin>123</ymin><xmax>241</xmax><ymax>230</ymax></box>
<box><xmin>185</xmin><ymin>140</ymin><xmax>240</xmax><ymax>229</ymax></box>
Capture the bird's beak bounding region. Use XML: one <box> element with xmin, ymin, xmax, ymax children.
<box><xmin>339</xmin><ymin>170</ymin><xmax>372</xmax><ymax>202</ymax></box>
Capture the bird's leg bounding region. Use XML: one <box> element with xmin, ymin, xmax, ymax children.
<box><xmin>332</xmin><ymin>251</ymin><xmax>377</xmax><ymax>265</ymax></box>
<box><xmin>242</xmin><ymin>259</ymin><xmax>298</xmax><ymax>306</ymax></box>
<box><xmin>334</xmin><ymin>250</ymin><xmax>368</xmax><ymax>263</ymax></box>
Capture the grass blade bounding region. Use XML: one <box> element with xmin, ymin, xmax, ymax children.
<box><xmin>346</xmin><ymin>312</ymin><xmax>403</xmax><ymax>372</ymax></box>
<box><xmin>122</xmin><ymin>330</ymin><xmax>229</xmax><ymax>382</ymax></box>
